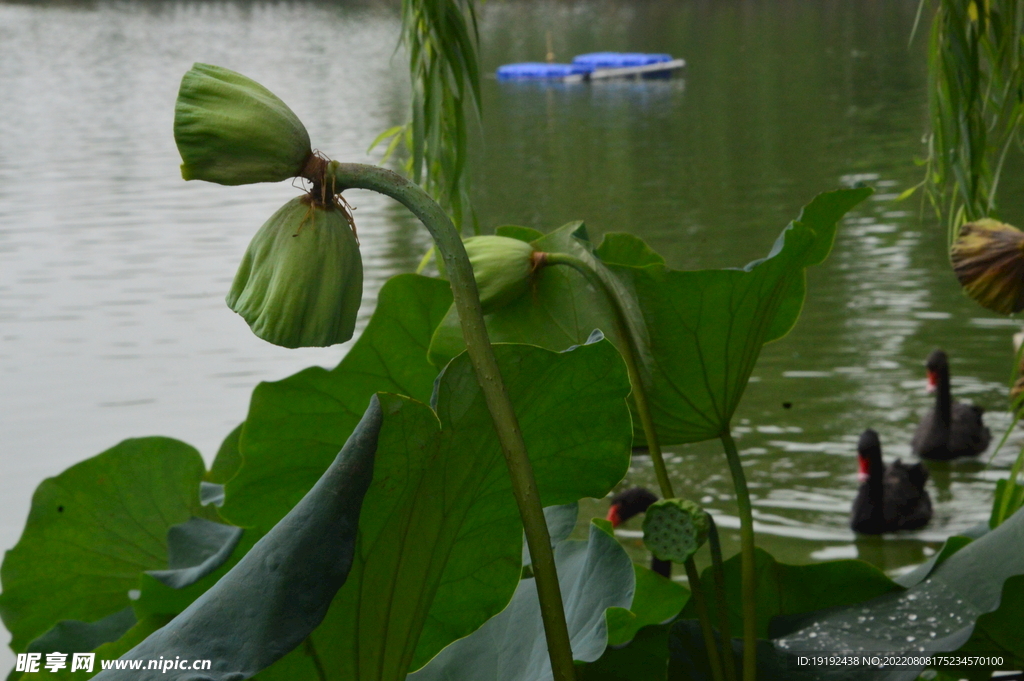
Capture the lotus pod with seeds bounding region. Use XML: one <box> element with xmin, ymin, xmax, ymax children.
<box><xmin>642</xmin><ymin>498</ymin><xmax>709</xmax><ymax>564</ymax></box>
<box><xmin>175</xmin><ymin>63</ymin><xmax>313</xmax><ymax>186</ymax></box>
<box><xmin>439</xmin><ymin>236</ymin><xmax>537</xmax><ymax>313</ymax></box>
<box><xmin>951</xmin><ymin>219</ymin><xmax>1024</xmax><ymax>315</ymax></box>
<box><xmin>227</xmin><ymin>195</ymin><xmax>362</xmax><ymax>348</ymax></box>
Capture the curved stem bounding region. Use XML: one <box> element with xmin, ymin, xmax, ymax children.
<box><xmin>707</xmin><ymin>516</ymin><xmax>738</xmax><ymax>681</ymax></box>
<box><xmin>541</xmin><ymin>252</ymin><xmax>674</xmax><ymax>500</ymax></box>
<box><xmin>324</xmin><ymin>163</ymin><xmax>576</xmax><ymax>681</ymax></box>
<box><xmin>720</xmin><ymin>430</ymin><xmax>756</xmax><ymax>681</ymax></box>
<box><xmin>684</xmin><ymin>557</ymin><xmax>725</xmax><ymax>681</ymax></box>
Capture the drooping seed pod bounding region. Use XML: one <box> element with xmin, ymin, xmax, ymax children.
<box><xmin>227</xmin><ymin>196</ymin><xmax>362</xmax><ymax>348</ymax></box>
<box><xmin>175</xmin><ymin>63</ymin><xmax>313</xmax><ymax>186</ymax></box>
<box><xmin>439</xmin><ymin>236</ymin><xmax>537</xmax><ymax>314</ymax></box>
<box><xmin>950</xmin><ymin>219</ymin><xmax>1024</xmax><ymax>315</ymax></box>
<box><xmin>641</xmin><ymin>498</ymin><xmax>709</xmax><ymax>564</ymax></box>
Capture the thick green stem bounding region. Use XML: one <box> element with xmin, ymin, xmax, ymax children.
<box><xmin>323</xmin><ymin>163</ymin><xmax>576</xmax><ymax>681</ymax></box>
<box><xmin>720</xmin><ymin>430</ymin><xmax>756</xmax><ymax>681</ymax></box>
<box><xmin>684</xmin><ymin>557</ymin><xmax>725</xmax><ymax>681</ymax></box>
<box><xmin>708</xmin><ymin>516</ymin><xmax>738</xmax><ymax>681</ymax></box>
<box><xmin>541</xmin><ymin>252</ymin><xmax>674</xmax><ymax>499</ymax></box>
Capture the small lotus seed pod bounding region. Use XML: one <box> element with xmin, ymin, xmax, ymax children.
<box><xmin>227</xmin><ymin>196</ymin><xmax>362</xmax><ymax>348</ymax></box>
<box><xmin>440</xmin><ymin>236</ymin><xmax>537</xmax><ymax>313</ymax></box>
<box><xmin>642</xmin><ymin>498</ymin><xmax>710</xmax><ymax>564</ymax></box>
<box><xmin>175</xmin><ymin>63</ymin><xmax>313</xmax><ymax>186</ymax></box>
<box><xmin>950</xmin><ymin>219</ymin><xmax>1024</xmax><ymax>315</ymax></box>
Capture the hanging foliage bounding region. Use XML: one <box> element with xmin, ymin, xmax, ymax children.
<box><xmin>372</xmin><ymin>0</ymin><xmax>482</xmax><ymax>232</ymax></box>
<box><xmin>915</xmin><ymin>0</ymin><xmax>1024</xmax><ymax>242</ymax></box>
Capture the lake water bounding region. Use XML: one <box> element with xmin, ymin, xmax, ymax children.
<box><xmin>2</xmin><ymin>0</ymin><xmax>1022</xmax><ymax>662</ymax></box>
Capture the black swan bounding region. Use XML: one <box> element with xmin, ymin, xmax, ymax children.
<box><xmin>606</xmin><ymin>487</ymin><xmax>672</xmax><ymax>578</ymax></box>
<box><xmin>911</xmin><ymin>349</ymin><xmax>990</xmax><ymax>460</ymax></box>
<box><xmin>851</xmin><ymin>429</ymin><xmax>932</xmax><ymax>534</ymax></box>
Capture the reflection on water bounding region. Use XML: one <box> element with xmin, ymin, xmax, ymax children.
<box><xmin>2</xmin><ymin>0</ymin><xmax>1023</xmax><ymax>659</ymax></box>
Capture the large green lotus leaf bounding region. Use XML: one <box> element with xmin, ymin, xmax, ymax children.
<box><xmin>606</xmin><ymin>564</ymin><xmax>689</xmax><ymax>647</ymax></box>
<box><xmin>957</xmin><ymin>573</ymin><xmax>1024</xmax><ymax>667</ymax></box>
<box><xmin>205</xmin><ymin>423</ymin><xmax>243</xmax><ymax>485</ymax></box>
<box><xmin>224</xmin><ymin>273</ymin><xmax>452</xmax><ymax>532</ymax></box>
<box><xmin>409</xmin><ymin>520</ymin><xmax>636</xmax><ymax>681</ymax></box>
<box><xmin>603</xmin><ymin>511</ymin><xmax>1024</xmax><ymax>681</ymax></box>
<box><xmin>674</xmin><ymin>506</ymin><xmax>1024</xmax><ymax>681</ymax></box>
<box><xmin>88</xmin><ymin>397</ymin><xmax>382</xmax><ymax>681</ymax></box>
<box><xmin>681</xmin><ymin>548</ymin><xmax>898</xmax><ymax>640</ymax></box>
<box><xmin>259</xmin><ymin>339</ymin><xmax>632</xmax><ymax>681</ymax></box>
<box><xmin>427</xmin><ymin>222</ymin><xmax>624</xmax><ymax>367</ymax></box>
<box><xmin>597</xmin><ymin>188</ymin><xmax>871</xmax><ymax>444</ymax></box>
<box><xmin>577</xmin><ymin>622</ymin><xmax>675</xmax><ymax>681</ymax></box>
<box><xmin>0</xmin><ymin>438</ymin><xmax>212</xmax><ymax>653</ymax></box>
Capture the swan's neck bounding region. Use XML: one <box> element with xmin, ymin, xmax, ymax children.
<box><xmin>932</xmin><ymin>368</ymin><xmax>952</xmax><ymax>425</ymax></box>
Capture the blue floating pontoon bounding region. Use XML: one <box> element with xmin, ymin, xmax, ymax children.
<box><xmin>571</xmin><ymin>52</ymin><xmax>674</xmax><ymax>69</ymax></box>
<box><xmin>496</xmin><ymin>52</ymin><xmax>685</xmax><ymax>82</ymax></box>
<box><xmin>495</xmin><ymin>62</ymin><xmax>591</xmax><ymax>80</ymax></box>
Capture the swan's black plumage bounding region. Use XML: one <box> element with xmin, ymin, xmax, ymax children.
<box><xmin>911</xmin><ymin>349</ymin><xmax>990</xmax><ymax>460</ymax></box>
<box><xmin>851</xmin><ymin>429</ymin><xmax>932</xmax><ymax>534</ymax></box>
<box><xmin>607</xmin><ymin>487</ymin><xmax>671</xmax><ymax>578</ymax></box>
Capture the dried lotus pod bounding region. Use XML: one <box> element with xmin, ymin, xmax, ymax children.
<box><xmin>439</xmin><ymin>236</ymin><xmax>537</xmax><ymax>313</ymax></box>
<box><xmin>641</xmin><ymin>498</ymin><xmax>710</xmax><ymax>564</ymax></box>
<box><xmin>227</xmin><ymin>195</ymin><xmax>362</xmax><ymax>348</ymax></box>
<box><xmin>175</xmin><ymin>63</ymin><xmax>314</xmax><ymax>186</ymax></box>
<box><xmin>950</xmin><ymin>219</ymin><xmax>1024</xmax><ymax>315</ymax></box>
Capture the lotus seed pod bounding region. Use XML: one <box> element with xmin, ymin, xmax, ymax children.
<box><xmin>950</xmin><ymin>219</ymin><xmax>1024</xmax><ymax>315</ymax></box>
<box><xmin>227</xmin><ymin>196</ymin><xmax>362</xmax><ymax>348</ymax></box>
<box><xmin>175</xmin><ymin>63</ymin><xmax>313</xmax><ymax>186</ymax></box>
<box><xmin>440</xmin><ymin>236</ymin><xmax>536</xmax><ymax>313</ymax></box>
<box><xmin>641</xmin><ymin>498</ymin><xmax>709</xmax><ymax>564</ymax></box>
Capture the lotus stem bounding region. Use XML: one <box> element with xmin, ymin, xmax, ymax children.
<box><xmin>708</xmin><ymin>516</ymin><xmax>738</xmax><ymax>681</ymax></box>
<box><xmin>720</xmin><ymin>430</ymin><xmax>756</xmax><ymax>681</ymax></box>
<box><xmin>323</xmin><ymin>163</ymin><xmax>576</xmax><ymax>681</ymax></box>
<box><xmin>540</xmin><ymin>252</ymin><xmax>675</xmax><ymax>499</ymax></box>
<box><xmin>684</xmin><ymin>557</ymin><xmax>726</xmax><ymax>681</ymax></box>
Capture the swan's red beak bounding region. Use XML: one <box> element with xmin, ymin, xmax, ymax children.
<box><xmin>606</xmin><ymin>504</ymin><xmax>622</xmax><ymax>528</ymax></box>
<box><xmin>926</xmin><ymin>369</ymin><xmax>938</xmax><ymax>394</ymax></box>
<box><xmin>857</xmin><ymin>455</ymin><xmax>870</xmax><ymax>483</ymax></box>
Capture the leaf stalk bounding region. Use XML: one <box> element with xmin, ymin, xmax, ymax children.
<box><xmin>541</xmin><ymin>252</ymin><xmax>674</xmax><ymax>499</ymax></box>
<box><xmin>708</xmin><ymin>516</ymin><xmax>738</xmax><ymax>681</ymax></box>
<box><xmin>324</xmin><ymin>162</ymin><xmax>576</xmax><ymax>681</ymax></box>
<box><xmin>720</xmin><ymin>430</ymin><xmax>757</xmax><ymax>681</ymax></box>
<box><xmin>684</xmin><ymin>557</ymin><xmax>726</xmax><ymax>681</ymax></box>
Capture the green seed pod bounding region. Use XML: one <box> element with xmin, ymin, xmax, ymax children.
<box><xmin>950</xmin><ymin>218</ymin><xmax>1024</xmax><ymax>315</ymax></box>
<box><xmin>439</xmin><ymin>236</ymin><xmax>536</xmax><ymax>313</ymax></box>
<box><xmin>642</xmin><ymin>498</ymin><xmax>709</xmax><ymax>564</ymax></box>
<box><xmin>227</xmin><ymin>196</ymin><xmax>362</xmax><ymax>348</ymax></box>
<box><xmin>175</xmin><ymin>63</ymin><xmax>313</xmax><ymax>186</ymax></box>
